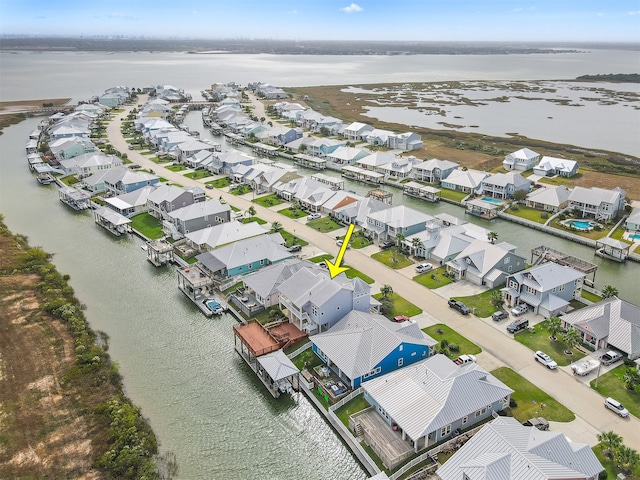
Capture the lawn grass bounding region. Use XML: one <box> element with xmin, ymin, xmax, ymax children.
<box><xmin>308</xmin><ymin>254</ymin><xmax>333</xmax><ymax>263</ymax></box>
<box><xmin>222</xmin><ymin>281</ymin><xmax>244</xmax><ymax>295</ymax></box>
<box><xmin>549</xmin><ymin>218</ymin><xmax>611</xmax><ymax>240</ymax></box>
<box><xmin>206</xmin><ymin>177</ymin><xmax>231</xmax><ymax>189</ymax></box>
<box><xmin>252</xmin><ymin>193</ymin><xmax>283</xmax><ymax>207</ymax></box>
<box><xmin>279</xmin><ymin>230</ymin><xmax>309</xmax><ymax>247</ymax></box>
<box><xmin>590</xmin><ymin>364</ymin><xmax>640</xmax><ymax>419</ymax></box>
<box><xmin>344</xmin><ymin>267</ymin><xmax>375</xmax><ymax>285</ymax></box>
<box><xmin>278</xmin><ymin>207</ymin><xmax>307</xmax><ymax>219</ymax></box>
<box><xmin>241</xmin><ymin>217</ymin><xmax>267</xmax><ymax>225</ymax></box>
<box><xmin>373</xmin><ymin>292</ymin><xmax>422</xmax><ymax>318</ymax></box>
<box><xmin>150</xmin><ymin>156</ymin><xmax>172</xmax><ymax>164</ymax></box>
<box><xmin>166</xmin><ymin>164</ymin><xmax>187</xmax><ymax>172</ymax></box>
<box><xmin>505</xmin><ymin>204</ymin><xmax>549</xmax><ymax>224</ymax></box>
<box><xmin>456</xmin><ymin>289</ymin><xmax>501</xmax><ymax>318</ymax></box>
<box><xmin>422</xmin><ymin>324</ymin><xmax>482</xmax><ymax>358</ymax></box>
<box><xmin>609</xmin><ymin>225</ymin><xmax>634</xmax><ymax>244</ymax></box>
<box><xmin>439</xmin><ymin>188</ymin><xmax>469</xmax><ymax>203</ymax></box>
<box><xmin>130</xmin><ymin>213</ymin><xmax>164</xmax><ymax>239</ymax></box>
<box><xmin>538</xmin><ymin>174</ymin><xmax>582</xmax><ymax>186</ymax></box>
<box><xmin>183</xmin><ymin>170</ymin><xmax>212</xmax><ymax>180</ymax></box>
<box><xmin>491</xmin><ymin>367</ymin><xmax>575</xmax><ymax>422</ymax></box>
<box><xmin>593</xmin><ymin>443</ymin><xmax>640</xmax><ymax>480</ymax></box>
<box><xmin>291</xmin><ymin>347</ymin><xmax>323</xmax><ymax>371</ymax></box>
<box><xmin>306</xmin><ymin>217</ymin><xmax>343</xmax><ymax>233</ymax></box>
<box><xmin>513</xmin><ymin>320</ymin><xmax>586</xmax><ymax>366</ymax></box>
<box><xmin>349</xmin><ymin>231</ymin><xmax>372</xmax><ymax>249</ymax></box>
<box><xmin>413</xmin><ymin>266</ymin><xmax>453</xmax><ymax>289</ymax></box>
<box><xmin>60</xmin><ymin>175</ymin><xmax>80</xmax><ymax>186</ymax></box>
<box><xmin>334</xmin><ymin>394</ymin><xmax>371</xmax><ymax>427</ymax></box>
<box><xmin>230</xmin><ymin>184</ymin><xmax>252</xmax><ymax>195</ymax></box>
<box><xmin>581</xmin><ymin>290</ymin><xmax>603</xmax><ymax>303</ymax></box>
<box><xmin>371</xmin><ymin>248</ymin><xmax>413</xmax><ymax>269</ymax></box>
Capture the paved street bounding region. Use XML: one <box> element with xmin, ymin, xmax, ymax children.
<box><xmin>106</xmin><ymin>98</ymin><xmax>640</xmax><ymax>450</ymax></box>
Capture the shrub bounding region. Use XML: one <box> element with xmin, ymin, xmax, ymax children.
<box><xmin>510</xmin><ymin>204</ymin><xmax>519</xmax><ymax>212</ymax></box>
<box><xmin>509</xmin><ymin>398</ymin><xmax>518</xmax><ymax>408</ymax></box>
<box><xmin>540</xmin><ymin>212</ymin><xmax>549</xmax><ymax>219</ymax></box>
<box><xmin>449</xmin><ymin>343</ymin><xmax>460</xmax><ymax>352</ymax></box>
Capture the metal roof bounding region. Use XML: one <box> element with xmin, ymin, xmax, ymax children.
<box><xmin>257</xmin><ymin>350</ymin><xmax>299</xmax><ymax>381</ymax></box>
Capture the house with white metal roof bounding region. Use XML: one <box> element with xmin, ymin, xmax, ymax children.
<box><xmin>333</xmin><ymin>197</ymin><xmax>392</xmax><ymax>226</ymax></box>
<box><xmin>377</xmin><ymin>156</ymin><xmax>423</xmax><ymax>180</ymax></box>
<box><xmin>533</xmin><ymin>155</ymin><xmax>579</xmax><ymax>178</ymax></box>
<box><xmin>325</xmin><ymin>146</ymin><xmax>371</xmax><ymax>167</ymax></box>
<box><xmin>343</xmin><ymin>122</ymin><xmax>374</xmax><ymax>141</ymax></box>
<box><xmin>625</xmin><ymin>207</ymin><xmax>640</xmax><ymax>232</ymax></box>
<box><xmin>560</xmin><ymin>297</ymin><xmax>640</xmax><ymax>359</ymax></box>
<box><xmin>525</xmin><ymin>185</ymin><xmax>571</xmax><ymax>212</ymax></box>
<box><xmin>436</xmin><ymin>416</ymin><xmax>603</xmax><ymax>480</ymax></box>
<box><xmin>207</xmin><ymin>150</ymin><xmax>255</xmax><ymax>175</ymax></box>
<box><xmin>356</xmin><ymin>151</ymin><xmax>399</xmax><ymax>171</ymax></box>
<box><xmin>568</xmin><ymin>186</ymin><xmax>626</xmax><ymax>221</ymax></box>
<box><xmin>311</xmin><ymin>311</ymin><xmax>437</xmax><ymax>388</ymax></box>
<box><xmin>104</xmin><ymin>186</ymin><xmax>155</xmax><ymax>217</ymax></box>
<box><xmin>363</xmin><ymin>205</ymin><xmax>434</xmax><ymax>243</ymax></box>
<box><xmin>427</xmin><ymin>222</ymin><xmax>491</xmax><ymax>264</ymax></box>
<box><xmin>320</xmin><ymin>190</ymin><xmax>363</xmax><ymax>216</ymax></box>
<box><xmin>103</xmin><ymin>170</ymin><xmax>160</xmax><ymax>195</ymax></box>
<box><xmin>481</xmin><ymin>172</ymin><xmax>531</xmax><ymax>200</ymax></box>
<box><xmin>412</xmin><ymin>158</ymin><xmax>459</xmax><ymax>183</ymax></box>
<box><xmin>440</xmin><ymin>169</ymin><xmax>490</xmax><ymax>194</ymax></box>
<box><xmin>362</xmin><ymin>354</ymin><xmax>513</xmax><ymax>452</ymax></box>
<box><xmin>277</xmin><ymin>269</ymin><xmax>372</xmax><ymax>334</ymax></box>
<box><xmin>50</xmin><ymin>136</ymin><xmax>97</xmax><ymax>160</ymax></box>
<box><xmin>503</xmin><ymin>148</ymin><xmax>540</xmax><ymax>171</ymax></box>
<box><xmin>146</xmin><ymin>184</ymin><xmax>205</xmax><ymax>220</ymax></box>
<box><xmin>446</xmin><ymin>240</ymin><xmax>526</xmax><ymax>287</ymax></box>
<box><xmin>164</xmin><ymin>199</ymin><xmax>231</xmax><ymax>239</ymax></box>
<box><xmin>502</xmin><ymin>262</ymin><xmax>586</xmax><ymax>318</ymax></box>
<box><xmin>389</xmin><ymin>132</ymin><xmax>423</xmax><ymax>151</ymax></box>
<box><xmin>184</xmin><ymin>220</ymin><xmax>268</xmax><ymax>252</ymax></box>
<box><xmin>59</xmin><ymin>152</ymin><xmax>123</xmax><ymax>179</ymax></box>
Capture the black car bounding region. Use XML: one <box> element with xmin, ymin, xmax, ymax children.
<box><xmin>448</xmin><ymin>299</ymin><xmax>470</xmax><ymax>315</ymax></box>
<box><xmin>506</xmin><ymin>318</ymin><xmax>529</xmax><ymax>333</ymax></box>
<box><xmin>492</xmin><ymin>310</ymin><xmax>509</xmax><ymax>321</ymax></box>
<box><xmin>287</xmin><ymin>244</ymin><xmax>302</xmax><ymax>253</ymax></box>
<box><xmin>380</xmin><ymin>240</ymin><xmax>394</xmax><ymax>250</ymax></box>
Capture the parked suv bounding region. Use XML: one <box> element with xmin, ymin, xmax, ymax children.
<box><xmin>448</xmin><ymin>299</ymin><xmax>470</xmax><ymax>315</ymax></box>
<box><xmin>415</xmin><ymin>263</ymin><xmax>432</xmax><ymax>273</ymax></box>
<box><xmin>511</xmin><ymin>303</ymin><xmax>529</xmax><ymax>316</ymax></box>
<box><xmin>604</xmin><ymin>397</ymin><xmax>629</xmax><ymax>418</ymax></box>
<box><xmin>307</xmin><ymin>213</ymin><xmax>321</xmax><ymax>220</ymax></box>
<box><xmin>506</xmin><ymin>317</ymin><xmax>529</xmax><ymax>333</ymax></box>
<box><xmin>491</xmin><ymin>310</ymin><xmax>508</xmax><ymax>321</ymax></box>
<box><xmin>287</xmin><ymin>244</ymin><xmax>302</xmax><ymax>253</ymax></box>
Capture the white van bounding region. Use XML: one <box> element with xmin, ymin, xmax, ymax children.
<box><xmin>604</xmin><ymin>397</ymin><xmax>629</xmax><ymax>418</ymax></box>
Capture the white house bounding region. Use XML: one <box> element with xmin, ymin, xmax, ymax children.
<box><xmin>525</xmin><ymin>185</ymin><xmax>571</xmax><ymax>212</ymax></box>
<box><xmin>568</xmin><ymin>186</ymin><xmax>626</xmax><ymax>221</ymax></box>
<box><xmin>481</xmin><ymin>172</ymin><xmax>531</xmax><ymax>200</ymax></box>
<box><xmin>625</xmin><ymin>208</ymin><xmax>640</xmax><ymax>232</ymax></box>
<box><xmin>533</xmin><ymin>155</ymin><xmax>579</xmax><ymax>177</ymax></box>
<box><xmin>440</xmin><ymin>169</ymin><xmax>490</xmax><ymax>194</ymax></box>
<box><xmin>412</xmin><ymin>158</ymin><xmax>459</xmax><ymax>183</ymax></box>
<box><xmin>503</xmin><ymin>148</ymin><xmax>540</xmax><ymax>171</ymax></box>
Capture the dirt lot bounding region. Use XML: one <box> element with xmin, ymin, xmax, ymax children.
<box><xmin>0</xmin><ymin>98</ymin><xmax>71</xmax><ymax>132</ymax></box>
<box><xmin>0</xmin><ymin>232</ymin><xmax>103</xmax><ymax>479</ymax></box>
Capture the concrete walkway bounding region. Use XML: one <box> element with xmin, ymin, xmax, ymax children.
<box><xmin>106</xmin><ymin>98</ymin><xmax>640</xmax><ymax>450</ymax></box>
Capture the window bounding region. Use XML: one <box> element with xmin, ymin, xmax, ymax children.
<box><xmin>526</xmin><ymin>286</ymin><xmax>536</xmax><ymax>295</ymax></box>
<box><xmin>559</xmin><ymin>284</ymin><xmax>565</xmax><ymax>292</ymax></box>
<box><xmin>398</xmin><ymin>358</ymin><xmax>404</xmax><ymax>367</ymax></box>
<box><xmin>461</xmin><ymin>416</ymin><xmax>468</xmax><ymax>425</ymax></box>
<box><xmin>399</xmin><ymin>345</ymin><xmax>403</xmax><ymax>352</ymax></box>
<box><xmin>311</xmin><ymin>305</ymin><xmax>318</xmax><ymax>316</ymax></box>
<box><xmin>508</xmin><ymin>265</ymin><xmax>513</xmax><ymax>273</ymax></box>
<box><xmin>475</xmin><ymin>406</ymin><xmax>488</xmax><ymax>417</ymax></box>
<box><xmin>504</xmin><ymin>257</ymin><xmax>510</xmax><ymax>264</ymax></box>
<box><xmin>440</xmin><ymin>424</ymin><xmax>451</xmax><ymax>437</ymax></box>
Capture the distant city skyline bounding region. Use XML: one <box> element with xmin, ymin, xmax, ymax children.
<box><xmin>1</xmin><ymin>0</ymin><xmax>639</xmax><ymax>43</ymax></box>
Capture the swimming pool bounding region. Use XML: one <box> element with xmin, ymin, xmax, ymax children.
<box><xmin>481</xmin><ymin>197</ymin><xmax>503</xmax><ymax>205</ymax></box>
<box><xmin>570</xmin><ymin>220</ymin><xmax>594</xmax><ymax>230</ymax></box>
<box><xmin>630</xmin><ymin>233</ymin><xmax>640</xmax><ymax>240</ymax></box>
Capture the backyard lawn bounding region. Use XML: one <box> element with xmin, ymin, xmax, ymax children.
<box><xmin>413</xmin><ymin>266</ymin><xmax>453</xmax><ymax>289</ymax></box>
<box><xmin>334</xmin><ymin>394</ymin><xmax>371</xmax><ymax>427</ymax></box>
<box><xmin>130</xmin><ymin>213</ymin><xmax>164</xmax><ymax>239</ymax></box>
<box><xmin>514</xmin><ymin>319</ymin><xmax>586</xmax><ymax>366</ymax></box>
<box><xmin>549</xmin><ymin>218</ymin><xmax>611</xmax><ymax>240</ymax></box>
<box><xmin>581</xmin><ymin>290</ymin><xmax>603</xmax><ymax>303</ymax></box>
<box><xmin>456</xmin><ymin>289</ymin><xmax>502</xmax><ymax>318</ymax></box>
<box><xmin>278</xmin><ymin>207</ymin><xmax>307</xmax><ymax>219</ymax></box>
<box><xmin>504</xmin><ymin>204</ymin><xmax>550</xmax><ymax>224</ymax></box>
<box><xmin>373</xmin><ymin>292</ymin><xmax>422</xmax><ymax>318</ymax></box>
<box><xmin>306</xmin><ymin>217</ymin><xmax>343</xmax><ymax>233</ymax></box>
<box><xmin>371</xmin><ymin>248</ymin><xmax>413</xmax><ymax>269</ymax></box>
<box><xmin>491</xmin><ymin>367</ymin><xmax>575</xmax><ymax>422</ymax></box>
<box><xmin>593</xmin><ymin>443</ymin><xmax>640</xmax><ymax>480</ymax></box>
<box><xmin>253</xmin><ymin>193</ymin><xmax>283</xmax><ymax>207</ymax></box>
<box><xmin>422</xmin><ymin>324</ymin><xmax>481</xmax><ymax>358</ymax></box>
<box><xmin>609</xmin><ymin>225</ymin><xmax>634</xmax><ymax>244</ymax></box>
<box><xmin>291</xmin><ymin>347</ymin><xmax>324</xmax><ymax>371</ymax></box>
<box><xmin>439</xmin><ymin>189</ymin><xmax>468</xmax><ymax>203</ymax></box>
<box><xmin>590</xmin><ymin>364</ymin><xmax>640</xmax><ymax>419</ymax></box>
<box><xmin>60</xmin><ymin>175</ymin><xmax>80</xmax><ymax>186</ymax></box>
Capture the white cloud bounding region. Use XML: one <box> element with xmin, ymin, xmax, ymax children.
<box><xmin>288</xmin><ymin>9</ymin><xmax>298</xmax><ymax>15</ymax></box>
<box><xmin>341</xmin><ymin>3</ymin><xmax>363</xmax><ymax>13</ymax></box>
<box><xmin>597</xmin><ymin>12</ymin><xmax>603</xmax><ymax>16</ymax></box>
<box><xmin>629</xmin><ymin>10</ymin><xmax>640</xmax><ymax>15</ymax></box>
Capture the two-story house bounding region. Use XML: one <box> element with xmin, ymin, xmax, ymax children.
<box><xmin>412</xmin><ymin>158</ymin><xmax>459</xmax><ymax>183</ymax></box>
<box><xmin>277</xmin><ymin>269</ymin><xmax>371</xmax><ymax>334</ymax></box>
<box><xmin>446</xmin><ymin>240</ymin><xmax>526</xmax><ymax>287</ymax></box>
<box><xmin>481</xmin><ymin>172</ymin><xmax>531</xmax><ymax>200</ymax></box>
<box><xmin>104</xmin><ymin>170</ymin><xmax>160</xmax><ymax>195</ymax></box>
<box><xmin>440</xmin><ymin>169</ymin><xmax>490</xmax><ymax>194</ymax></box>
<box><xmin>325</xmin><ymin>146</ymin><xmax>371</xmax><ymax>167</ymax></box>
<box><xmin>164</xmin><ymin>199</ymin><xmax>231</xmax><ymax>238</ymax></box>
<box><xmin>311</xmin><ymin>311</ymin><xmax>437</xmax><ymax>388</ymax></box>
<box><xmin>363</xmin><ymin>205</ymin><xmax>433</xmax><ymax>243</ymax></box>
<box><xmin>502</xmin><ymin>262</ymin><xmax>586</xmax><ymax>318</ymax></box>
<box><xmin>567</xmin><ymin>186</ymin><xmax>626</xmax><ymax>221</ymax></box>
<box><xmin>146</xmin><ymin>185</ymin><xmax>205</xmax><ymax>220</ymax></box>
<box><xmin>533</xmin><ymin>155</ymin><xmax>579</xmax><ymax>178</ymax></box>
<box><xmin>59</xmin><ymin>152</ymin><xmax>123</xmax><ymax>179</ymax></box>
<box><xmin>503</xmin><ymin>148</ymin><xmax>540</xmax><ymax>171</ymax></box>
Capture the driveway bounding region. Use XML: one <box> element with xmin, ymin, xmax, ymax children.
<box><xmin>106</xmin><ymin>99</ymin><xmax>640</xmax><ymax>450</ymax></box>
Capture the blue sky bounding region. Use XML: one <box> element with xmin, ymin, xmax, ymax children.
<box><xmin>1</xmin><ymin>0</ymin><xmax>639</xmax><ymax>42</ymax></box>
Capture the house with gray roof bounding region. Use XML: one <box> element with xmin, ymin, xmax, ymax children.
<box><xmin>146</xmin><ymin>185</ymin><xmax>205</xmax><ymax>220</ymax></box>
<box><xmin>412</xmin><ymin>158</ymin><xmax>459</xmax><ymax>183</ymax></box>
<box><xmin>363</xmin><ymin>205</ymin><xmax>434</xmax><ymax>243</ymax></box>
<box><xmin>389</xmin><ymin>132</ymin><xmax>423</xmax><ymax>151</ymax></box>
<box><xmin>560</xmin><ymin>297</ymin><xmax>640</xmax><ymax>359</ymax></box>
<box><xmin>104</xmin><ymin>170</ymin><xmax>160</xmax><ymax>195</ymax></box>
<box><xmin>440</xmin><ymin>169</ymin><xmax>490</xmax><ymax>194</ymax></box>
<box><xmin>50</xmin><ymin>136</ymin><xmax>97</xmax><ymax>160</ymax></box>
<box><xmin>503</xmin><ymin>148</ymin><xmax>540</xmax><ymax>171</ymax></box>
<box><xmin>104</xmin><ymin>186</ymin><xmax>154</xmax><ymax>217</ymax></box>
<box><xmin>185</xmin><ymin>220</ymin><xmax>268</xmax><ymax>252</ymax></box>
<box><xmin>311</xmin><ymin>311</ymin><xmax>437</xmax><ymax>388</ymax></box>
<box><xmin>502</xmin><ymin>262</ymin><xmax>586</xmax><ymax>318</ymax></box>
<box><xmin>207</xmin><ymin>150</ymin><xmax>255</xmax><ymax>175</ymax></box>
<box><xmin>436</xmin><ymin>416</ymin><xmax>603</xmax><ymax>480</ymax></box>
<box><xmin>175</xmin><ymin>139</ymin><xmax>221</xmax><ymax>162</ymax></box>
<box><xmin>533</xmin><ymin>155</ymin><xmax>579</xmax><ymax>178</ymax></box>
<box><xmin>625</xmin><ymin>207</ymin><xmax>640</xmax><ymax>232</ymax></box>
<box><xmin>447</xmin><ymin>240</ymin><xmax>526</xmax><ymax>287</ymax></box>
<box><xmin>568</xmin><ymin>186</ymin><xmax>626</xmax><ymax>221</ymax></box>
<box><xmin>525</xmin><ymin>185</ymin><xmax>571</xmax><ymax>212</ymax></box>
<box><xmin>278</xmin><ymin>269</ymin><xmax>372</xmax><ymax>334</ymax></box>
<box><xmin>333</xmin><ymin>197</ymin><xmax>392</xmax><ymax>227</ymax></box>
<box><xmin>362</xmin><ymin>354</ymin><xmax>513</xmax><ymax>452</ymax></box>
<box><xmin>377</xmin><ymin>156</ymin><xmax>423</xmax><ymax>180</ymax></box>
<box><xmin>59</xmin><ymin>152</ymin><xmax>123</xmax><ymax>179</ymax></box>
<box><xmin>195</xmin><ymin>233</ymin><xmax>291</xmax><ymax>280</ymax></box>
<box><xmin>481</xmin><ymin>172</ymin><xmax>531</xmax><ymax>200</ymax></box>
<box><xmin>164</xmin><ymin>199</ymin><xmax>231</xmax><ymax>239</ymax></box>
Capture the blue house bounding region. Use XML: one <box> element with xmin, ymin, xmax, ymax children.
<box><xmin>311</xmin><ymin>311</ymin><xmax>436</xmax><ymax>388</ymax></box>
<box><xmin>363</xmin><ymin>205</ymin><xmax>434</xmax><ymax>243</ymax></box>
<box><xmin>104</xmin><ymin>170</ymin><xmax>160</xmax><ymax>195</ymax></box>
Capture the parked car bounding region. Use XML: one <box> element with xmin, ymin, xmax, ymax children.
<box><xmin>448</xmin><ymin>299</ymin><xmax>470</xmax><ymax>315</ymax></box>
<box><xmin>380</xmin><ymin>240</ymin><xmax>394</xmax><ymax>250</ymax></box>
<box><xmin>454</xmin><ymin>354</ymin><xmax>476</xmax><ymax>365</ymax></box>
<box><xmin>415</xmin><ymin>263</ymin><xmax>432</xmax><ymax>273</ymax></box>
<box><xmin>604</xmin><ymin>397</ymin><xmax>629</xmax><ymax>418</ymax></box>
<box><xmin>491</xmin><ymin>310</ymin><xmax>508</xmax><ymax>321</ymax></box>
<box><xmin>307</xmin><ymin>213</ymin><xmax>321</xmax><ymax>220</ymax></box>
<box><xmin>393</xmin><ymin>315</ymin><xmax>410</xmax><ymax>322</ymax></box>
<box><xmin>511</xmin><ymin>303</ymin><xmax>529</xmax><ymax>316</ymax></box>
<box><xmin>506</xmin><ymin>318</ymin><xmax>529</xmax><ymax>333</ymax></box>
<box><xmin>600</xmin><ymin>350</ymin><xmax>623</xmax><ymax>366</ymax></box>
<box><xmin>336</xmin><ymin>239</ymin><xmax>350</xmax><ymax>249</ymax></box>
<box><xmin>205</xmin><ymin>184</ymin><xmax>214</xmax><ymax>189</ymax></box>
<box><xmin>287</xmin><ymin>244</ymin><xmax>302</xmax><ymax>253</ymax></box>
<box><xmin>522</xmin><ymin>417</ymin><xmax>549</xmax><ymax>431</ymax></box>
<box><xmin>534</xmin><ymin>351</ymin><xmax>558</xmax><ymax>370</ymax></box>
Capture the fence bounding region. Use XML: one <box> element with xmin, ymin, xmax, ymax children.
<box><xmin>286</xmin><ymin>341</ymin><xmax>312</xmax><ymax>360</ymax></box>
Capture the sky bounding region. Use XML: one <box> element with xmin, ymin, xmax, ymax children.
<box><xmin>1</xmin><ymin>0</ymin><xmax>639</xmax><ymax>42</ymax></box>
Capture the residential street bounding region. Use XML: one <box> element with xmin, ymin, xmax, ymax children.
<box><xmin>106</xmin><ymin>98</ymin><xmax>640</xmax><ymax>450</ymax></box>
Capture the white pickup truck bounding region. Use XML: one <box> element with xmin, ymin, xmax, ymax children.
<box><xmin>571</xmin><ymin>359</ymin><xmax>600</xmax><ymax>376</ymax></box>
<box><xmin>600</xmin><ymin>350</ymin><xmax>623</xmax><ymax>366</ymax></box>
<box><xmin>454</xmin><ymin>354</ymin><xmax>477</xmax><ymax>366</ymax></box>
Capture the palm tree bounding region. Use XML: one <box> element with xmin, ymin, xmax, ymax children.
<box><xmin>546</xmin><ymin>316</ymin><xmax>563</xmax><ymax>341</ymax></box>
<box><xmin>270</xmin><ymin>221</ymin><xmax>282</xmax><ymax>233</ymax></box>
<box><xmin>615</xmin><ymin>446</ymin><xmax>640</xmax><ymax>473</ymax></box>
<box><xmin>490</xmin><ymin>290</ymin><xmax>504</xmax><ymax>310</ymax></box>
<box><xmin>561</xmin><ymin>327</ymin><xmax>582</xmax><ymax>354</ymax></box>
<box><xmin>597</xmin><ymin>431</ymin><xmax>623</xmax><ymax>458</ymax></box>
<box><xmin>602</xmin><ymin>285</ymin><xmax>619</xmax><ymax>298</ymax></box>
<box><xmin>622</xmin><ymin>367</ymin><xmax>640</xmax><ymax>390</ymax></box>
<box><xmin>487</xmin><ymin>231</ymin><xmax>498</xmax><ymax>244</ymax></box>
<box><xmin>380</xmin><ymin>284</ymin><xmax>393</xmax><ymax>298</ymax></box>
<box><xmin>395</xmin><ymin>232</ymin><xmax>406</xmax><ymax>250</ymax></box>
<box><xmin>411</xmin><ymin>237</ymin><xmax>422</xmax><ymax>257</ymax></box>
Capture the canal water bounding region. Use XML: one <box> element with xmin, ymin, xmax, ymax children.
<box><xmin>0</xmin><ymin>118</ymin><xmax>368</xmax><ymax>479</ymax></box>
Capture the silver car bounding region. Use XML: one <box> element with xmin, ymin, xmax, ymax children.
<box><xmin>534</xmin><ymin>351</ymin><xmax>558</xmax><ymax>370</ymax></box>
